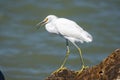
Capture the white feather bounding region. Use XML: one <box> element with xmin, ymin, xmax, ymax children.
<box><xmin>45</xmin><ymin>15</ymin><xmax>92</xmax><ymax>43</ymax></box>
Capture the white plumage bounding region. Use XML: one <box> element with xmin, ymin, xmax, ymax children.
<box><xmin>37</xmin><ymin>15</ymin><xmax>93</xmax><ymax>70</ymax></box>
<box><xmin>44</xmin><ymin>15</ymin><xmax>92</xmax><ymax>44</ymax></box>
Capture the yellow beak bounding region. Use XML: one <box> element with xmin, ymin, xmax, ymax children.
<box><xmin>36</xmin><ymin>18</ymin><xmax>48</xmax><ymax>29</ymax></box>
<box><xmin>36</xmin><ymin>18</ymin><xmax>48</xmax><ymax>26</ymax></box>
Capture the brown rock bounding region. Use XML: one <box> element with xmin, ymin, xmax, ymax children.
<box><xmin>45</xmin><ymin>49</ymin><xmax>120</xmax><ymax>80</ymax></box>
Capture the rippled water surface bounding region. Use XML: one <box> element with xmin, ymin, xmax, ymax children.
<box><xmin>0</xmin><ymin>0</ymin><xmax>120</xmax><ymax>80</ymax></box>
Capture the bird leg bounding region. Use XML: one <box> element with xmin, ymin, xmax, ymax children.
<box><xmin>78</xmin><ymin>47</ymin><xmax>85</xmax><ymax>68</ymax></box>
<box><xmin>72</xmin><ymin>42</ymin><xmax>88</xmax><ymax>72</ymax></box>
<box><xmin>60</xmin><ymin>40</ymin><xmax>70</xmax><ymax>68</ymax></box>
<box><xmin>51</xmin><ymin>40</ymin><xmax>70</xmax><ymax>74</ymax></box>
<box><xmin>77</xmin><ymin>47</ymin><xmax>88</xmax><ymax>72</ymax></box>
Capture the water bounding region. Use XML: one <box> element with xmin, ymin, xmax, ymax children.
<box><xmin>0</xmin><ymin>0</ymin><xmax>120</xmax><ymax>80</ymax></box>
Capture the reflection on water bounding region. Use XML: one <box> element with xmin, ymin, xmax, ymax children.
<box><xmin>0</xmin><ymin>0</ymin><xmax>120</xmax><ymax>80</ymax></box>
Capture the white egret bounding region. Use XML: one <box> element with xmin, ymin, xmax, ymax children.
<box><xmin>36</xmin><ymin>15</ymin><xmax>93</xmax><ymax>72</ymax></box>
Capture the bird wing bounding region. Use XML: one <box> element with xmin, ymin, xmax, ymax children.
<box><xmin>55</xmin><ymin>18</ymin><xmax>92</xmax><ymax>43</ymax></box>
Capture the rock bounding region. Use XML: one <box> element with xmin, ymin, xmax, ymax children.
<box><xmin>0</xmin><ymin>70</ymin><xmax>5</xmax><ymax>80</ymax></box>
<box><xmin>45</xmin><ymin>49</ymin><xmax>120</xmax><ymax>80</ymax></box>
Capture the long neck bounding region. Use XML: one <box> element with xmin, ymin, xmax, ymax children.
<box><xmin>45</xmin><ymin>22</ymin><xmax>58</xmax><ymax>34</ymax></box>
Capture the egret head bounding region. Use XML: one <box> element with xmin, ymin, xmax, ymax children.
<box><xmin>45</xmin><ymin>15</ymin><xmax>57</xmax><ymax>23</ymax></box>
<box><xmin>36</xmin><ymin>15</ymin><xmax>57</xmax><ymax>27</ymax></box>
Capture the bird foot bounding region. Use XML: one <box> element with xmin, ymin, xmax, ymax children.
<box><xmin>51</xmin><ymin>67</ymin><xmax>67</xmax><ymax>75</ymax></box>
<box><xmin>74</xmin><ymin>65</ymin><xmax>89</xmax><ymax>78</ymax></box>
<box><xmin>77</xmin><ymin>65</ymin><xmax>89</xmax><ymax>74</ymax></box>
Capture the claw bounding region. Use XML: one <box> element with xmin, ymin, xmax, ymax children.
<box><xmin>77</xmin><ymin>65</ymin><xmax>89</xmax><ymax>74</ymax></box>
<box><xmin>51</xmin><ymin>67</ymin><xmax>67</xmax><ymax>75</ymax></box>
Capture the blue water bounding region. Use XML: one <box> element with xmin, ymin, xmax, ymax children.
<box><xmin>0</xmin><ymin>0</ymin><xmax>120</xmax><ymax>80</ymax></box>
